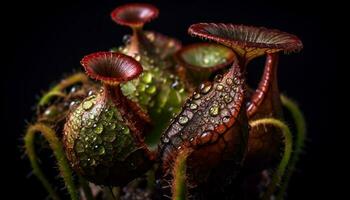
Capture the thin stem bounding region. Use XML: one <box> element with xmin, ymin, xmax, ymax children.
<box><xmin>109</xmin><ymin>187</ymin><xmax>117</xmax><ymax>200</ymax></box>
<box><xmin>127</xmin><ymin>26</ymin><xmax>142</xmax><ymax>56</ymax></box>
<box><xmin>39</xmin><ymin>72</ymin><xmax>88</xmax><ymax>106</ymax></box>
<box><xmin>24</xmin><ymin>123</ymin><xmax>78</xmax><ymax>200</ymax></box>
<box><xmin>79</xmin><ymin>176</ymin><xmax>94</xmax><ymax>200</ymax></box>
<box><xmin>172</xmin><ymin>149</ymin><xmax>189</xmax><ymax>200</ymax></box>
<box><xmin>276</xmin><ymin>95</ymin><xmax>306</xmax><ymax>199</ymax></box>
<box><xmin>106</xmin><ymin>186</ymin><xmax>120</xmax><ymax>200</ymax></box>
<box><xmin>146</xmin><ymin>168</ymin><xmax>156</xmax><ymax>190</ymax></box>
<box><xmin>249</xmin><ymin>118</ymin><xmax>293</xmax><ymax>200</ymax></box>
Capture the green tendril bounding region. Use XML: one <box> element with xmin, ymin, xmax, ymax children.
<box><xmin>38</xmin><ymin>73</ymin><xmax>88</xmax><ymax>106</ymax></box>
<box><xmin>79</xmin><ymin>176</ymin><xmax>94</xmax><ymax>200</ymax></box>
<box><xmin>276</xmin><ymin>95</ymin><xmax>306</xmax><ymax>199</ymax></box>
<box><xmin>24</xmin><ymin>123</ymin><xmax>78</xmax><ymax>200</ymax></box>
<box><xmin>249</xmin><ymin>118</ymin><xmax>293</xmax><ymax>200</ymax></box>
<box><xmin>172</xmin><ymin>149</ymin><xmax>189</xmax><ymax>200</ymax></box>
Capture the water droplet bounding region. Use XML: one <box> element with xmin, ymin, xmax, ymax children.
<box><xmin>109</xmin><ymin>123</ymin><xmax>116</xmax><ymax>130</ymax></box>
<box><xmin>142</xmin><ymin>72</ymin><xmax>153</xmax><ymax>83</ymax></box>
<box><xmin>209</xmin><ymin>105</ymin><xmax>220</xmax><ymax>116</ymax></box>
<box><xmin>200</xmin><ymin>131</ymin><xmax>212</xmax><ymax>144</ymax></box>
<box><xmin>89</xmin><ymin>159</ymin><xmax>96</xmax><ymax>166</ymax></box>
<box><xmin>146</xmin><ymin>85</ymin><xmax>156</xmax><ymax>94</ymax></box>
<box><xmin>75</xmin><ymin>141</ymin><xmax>85</xmax><ymax>153</ymax></box>
<box><xmin>234</xmin><ymin>77</ymin><xmax>240</xmax><ymax>84</ymax></box>
<box><xmin>203</xmin><ymin>57</ymin><xmax>210</xmax><ymax>64</ymax></box>
<box><xmin>168</xmin><ymin>40</ymin><xmax>175</xmax><ymax>48</ymax></box>
<box><xmin>44</xmin><ymin>106</ymin><xmax>57</xmax><ymax>117</ymax></box>
<box><xmin>189</xmin><ymin>103</ymin><xmax>198</xmax><ymax>110</ymax></box>
<box><xmin>226</xmin><ymin>78</ymin><xmax>233</xmax><ymax>85</ymax></box>
<box><xmin>87</xmin><ymin>90</ymin><xmax>95</xmax><ymax>96</ymax></box>
<box><xmin>194</xmin><ymin>92</ymin><xmax>201</xmax><ymax>99</ymax></box>
<box><xmin>214</xmin><ymin>74</ymin><xmax>223</xmax><ymax>82</ymax></box>
<box><xmin>93</xmin><ymin>124</ymin><xmax>104</xmax><ymax>134</ymax></box>
<box><xmin>122</xmin><ymin>127</ymin><xmax>130</xmax><ymax>135</ymax></box>
<box><xmin>134</xmin><ymin>54</ymin><xmax>141</xmax><ymax>61</ymax></box>
<box><xmin>147</xmin><ymin>32</ymin><xmax>155</xmax><ymax>41</ymax></box>
<box><xmin>216</xmin><ymin>84</ymin><xmax>224</xmax><ymax>91</ymax></box>
<box><xmin>70</xmin><ymin>86</ymin><xmax>78</xmax><ymax>93</ymax></box>
<box><xmin>224</xmin><ymin>95</ymin><xmax>233</xmax><ymax>103</ymax></box>
<box><xmin>163</xmin><ymin>137</ymin><xmax>170</xmax><ymax>143</ymax></box>
<box><xmin>178</xmin><ymin>116</ymin><xmax>189</xmax><ymax>125</ymax></box>
<box><xmin>69</xmin><ymin>101</ymin><xmax>78</xmax><ymax>108</ymax></box>
<box><xmin>97</xmin><ymin>146</ymin><xmax>105</xmax><ymax>155</ymax></box>
<box><xmin>122</xmin><ymin>34</ymin><xmax>131</xmax><ymax>45</ymax></box>
<box><xmin>137</xmin><ymin>83</ymin><xmax>147</xmax><ymax>92</ymax></box>
<box><xmin>82</xmin><ymin>100</ymin><xmax>94</xmax><ymax>110</ymax></box>
<box><xmin>222</xmin><ymin>116</ymin><xmax>230</xmax><ymax>123</ymax></box>
<box><xmin>171</xmin><ymin>80</ymin><xmax>179</xmax><ymax>89</ymax></box>
<box><xmin>105</xmin><ymin>110</ymin><xmax>114</xmax><ymax>120</ymax></box>
<box><xmin>200</xmin><ymin>84</ymin><xmax>212</xmax><ymax>94</ymax></box>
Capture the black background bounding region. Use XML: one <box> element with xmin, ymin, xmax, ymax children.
<box><xmin>3</xmin><ymin>0</ymin><xmax>339</xmax><ymax>199</ymax></box>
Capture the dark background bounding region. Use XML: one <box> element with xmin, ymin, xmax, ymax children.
<box><xmin>3</xmin><ymin>0</ymin><xmax>339</xmax><ymax>199</ymax></box>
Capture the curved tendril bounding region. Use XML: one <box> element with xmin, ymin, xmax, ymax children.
<box><xmin>276</xmin><ymin>95</ymin><xmax>306</xmax><ymax>199</ymax></box>
<box><xmin>78</xmin><ymin>176</ymin><xmax>94</xmax><ymax>200</ymax></box>
<box><xmin>172</xmin><ymin>149</ymin><xmax>190</xmax><ymax>200</ymax></box>
<box><xmin>38</xmin><ymin>72</ymin><xmax>88</xmax><ymax>106</ymax></box>
<box><xmin>24</xmin><ymin>123</ymin><xmax>78</xmax><ymax>200</ymax></box>
<box><xmin>249</xmin><ymin>118</ymin><xmax>292</xmax><ymax>200</ymax></box>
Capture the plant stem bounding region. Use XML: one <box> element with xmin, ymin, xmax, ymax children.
<box><xmin>39</xmin><ymin>72</ymin><xmax>88</xmax><ymax>106</ymax></box>
<box><xmin>172</xmin><ymin>149</ymin><xmax>189</xmax><ymax>200</ymax></box>
<box><xmin>249</xmin><ymin>118</ymin><xmax>293</xmax><ymax>200</ymax></box>
<box><xmin>24</xmin><ymin>123</ymin><xmax>78</xmax><ymax>200</ymax></box>
<box><xmin>79</xmin><ymin>176</ymin><xmax>94</xmax><ymax>200</ymax></box>
<box><xmin>276</xmin><ymin>95</ymin><xmax>306</xmax><ymax>199</ymax></box>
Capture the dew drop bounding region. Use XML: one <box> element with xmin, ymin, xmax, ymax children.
<box><xmin>137</xmin><ymin>83</ymin><xmax>147</xmax><ymax>92</ymax></box>
<box><xmin>224</xmin><ymin>95</ymin><xmax>233</xmax><ymax>103</ymax></box>
<box><xmin>189</xmin><ymin>103</ymin><xmax>198</xmax><ymax>110</ymax></box>
<box><xmin>75</xmin><ymin>141</ymin><xmax>85</xmax><ymax>153</ymax></box>
<box><xmin>146</xmin><ymin>85</ymin><xmax>156</xmax><ymax>94</ymax></box>
<box><xmin>222</xmin><ymin>116</ymin><xmax>230</xmax><ymax>123</ymax></box>
<box><xmin>171</xmin><ymin>80</ymin><xmax>180</xmax><ymax>89</ymax></box>
<box><xmin>216</xmin><ymin>84</ymin><xmax>224</xmax><ymax>91</ymax></box>
<box><xmin>147</xmin><ymin>32</ymin><xmax>155</xmax><ymax>41</ymax></box>
<box><xmin>70</xmin><ymin>86</ymin><xmax>78</xmax><ymax>93</ymax></box>
<box><xmin>142</xmin><ymin>72</ymin><xmax>153</xmax><ymax>83</ymax></box>
<box><xmin>87</xmin><ymin>90</ymin><xmax>95</xmax><ymax>96</ymax></box>
<box><xmin>178</xmin><ymin>116</ymin><xmax>189</xmax><ymax>125</ymax></box>
<box><xmin>109</xmin><ymin>123</ymin><xmax>116</xmax><ymax>130</ymax></box>
<box><xmin>193</xmin><ymin>92</ymin><xmax>201</xmax><ymax>99</ymax></box>
<box><xmin>122</xmin><ymin>127</ymin><xmax>130</xmax><ymax>135</ymax></box>
<box><xmin>163</xmin><ymin>137</ymin><xmax>170</xmax><ymax>143</ymax></box>
<box><xmin>82</xmin><ymin>100</ymin><xmax>94</xmax><ymax>110</ymax></box>
<box><xmin>44</xmin><ymin>106</ymin><xmax>57</xmax><ymax>117</ymax></box>
<box><xmin>200</xmin><ymin>84</ymin><xmax>212</xmax><ymax>94</ymax></box>
<box><xmin>97</xmin><ymin>146</ymin><xmax>105</xmax><ymax>155</ymax></box>
<box><xmin>214</xmin><ymin>74</ymin><xmax>223</xmax><ymax>82</ymax></box>
<box><xmin>209</xmin><ymin>105</ymin><xmax>220</xmax><ymax>116</ymax></box>
<box><xmin>200</xmin><ymin>131</ymin><xmax>212</xmax><ymax>144</ymax></box>
<box><xmin>134</xmin><ymin>54</ymin><xmax>141</xmax><ymax>61</ymax></box>
<box><xmin>105</xmin><ymin>110</ymin><xmax>114</xmax><ymax>121</ymax></box>
<box><xmin>93</xmin><ymin>124</ymin><xmax>104</xmax><ymax>134</ymax></box>
<box><xmin>226</xmin><ymin>78</ymin><xmax>233</xmax><ymax>85</ymax></box>
<box><xmin>69</xmin><ymin>101</ymin><xmax>77</xmax><ymax>108</ymax></box>
<box><xmin>122</xmin><ymin>34</ymin><xmax>131</xmax><ymax>45</ymax></box>
<box><xmin>203</xmin><ymin>57</ymin><xmax>210</xmax><ymax>64</ymax></box>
